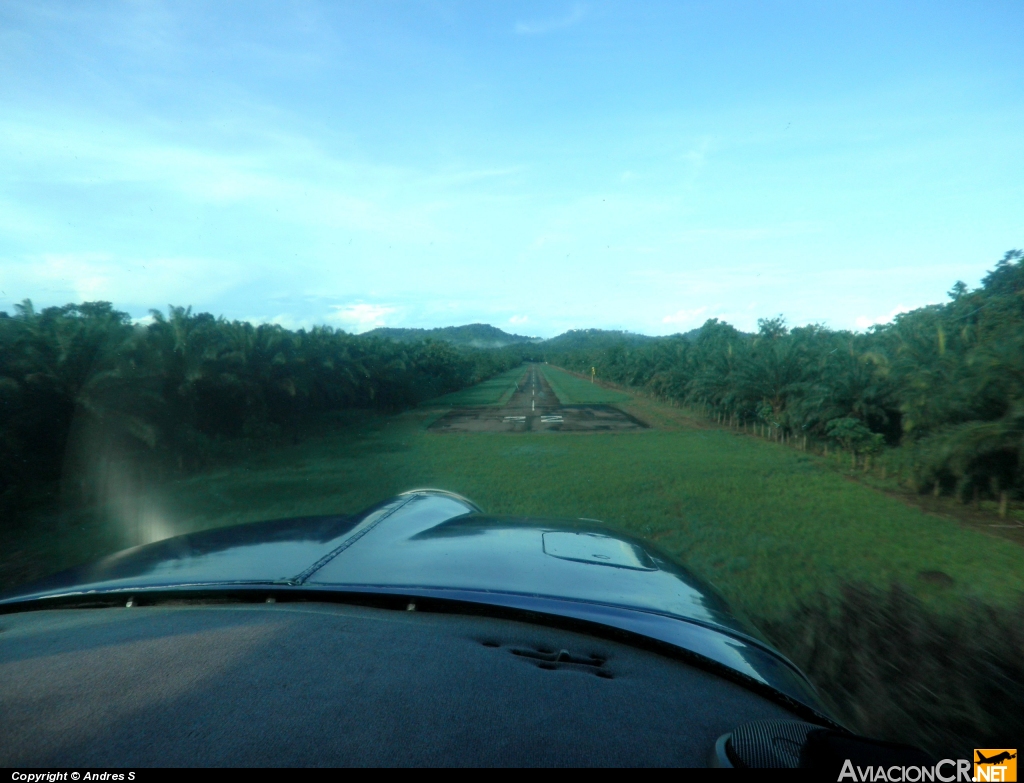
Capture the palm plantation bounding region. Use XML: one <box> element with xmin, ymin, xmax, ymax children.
<box><xmin>546</xmin><ymin>250</ymin><xmax>1024</xmax><ymax>506</ymax></box>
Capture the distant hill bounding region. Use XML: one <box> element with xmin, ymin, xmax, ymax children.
<box><xmin>541</xmin><ymin>328</ymin><xmax>660</xmax><ymax>352</ymax></box>
<box><xmin>364</xmin><ymin>323</ymin><xmax>719</xmax><ymax>351</ymax></box>
<box><xmin>543</xmin><ymin>326</ymin><xmax>748</xmax><ymax>348</ymax></box>
<box><xmin>363</xmin><ymin>323</ymin><xmax>542</xmax><ymax>348</ymax></box>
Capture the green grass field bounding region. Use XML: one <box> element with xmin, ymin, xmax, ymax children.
<box><xmin>539</xmin><ymin>363</ymin><xmax>633</xmax><ymax>404</ymax></box>
<box><xmin>423</xmin><ymin>365</ymin><xmax>526</xmax><ymax>407</ymax></box>
<box><xmin>8</xmin><ymin>383</ymin><xmax>1022</xmax><ymax>623</ymax></box>
<box><xmin>7</xmin><ymin>365</ymin><xmax>1021</xmax><ymax>754</ymax></box>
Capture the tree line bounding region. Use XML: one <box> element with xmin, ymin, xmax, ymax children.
<box><xmin>544</xmin><ymin>250</ymin><xmax>1024</xmax><ymax>505</ymax></box>
<box><xmin>0</xmin><ymin>301</ymin><xmax>525</xmax><ymax>516</ymax></box>
<box><xmin>5</xmin><ymin>249</ymin><xmax>1021</xmax><ymax>517</ymax></box>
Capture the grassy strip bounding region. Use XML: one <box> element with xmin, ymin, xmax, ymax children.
<box><xmin>422</xmin><ymin>365</ymin><xmax>526</xmax><ymax>407</ymax></box>
<box><xmin>687</xmin><ymin>404</ymin><xmax>1024</xmax><ymax>543</ymax></box>
<box><xmin>539</xmin><ymin>364</ymin><xmax>632</xmax><ymax>404</ymax></box>
<box><xmin>8</xmin><ymin>403</ymin><xmax>1021</xmax><ymax>616</ymax></box>
<box><xmin>549</xmin><ymin>364</ymin><xmax>1024</xmax><ymax>537</ymax></box>
<box><xmin>5</xmin><ymin>376</ymin><xmax>1022</xmax><ymax>756</ymax></box>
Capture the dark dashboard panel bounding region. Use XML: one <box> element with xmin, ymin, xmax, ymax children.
<box><xmin>0</xmin><ymin>602</ymin><xmax>801</xmax><ymax>767</ymax></box>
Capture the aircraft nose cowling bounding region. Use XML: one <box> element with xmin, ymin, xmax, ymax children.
<box><xmin>0</xmin><ymin>490</ymin><xmax>479</xmax><ymax>600</ymax></box>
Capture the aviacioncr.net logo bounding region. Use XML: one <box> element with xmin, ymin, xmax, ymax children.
<box><xmin>838</xmin><ymin>758</ymin><xmax>973</xmax><ymax>782</ymax></box>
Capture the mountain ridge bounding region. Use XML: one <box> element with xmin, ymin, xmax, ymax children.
<box><xmin>362</xmin><ymin>323</ymin><xmax>542</xmax><ymax>348</ymax></box>
<box><xmin>363</xmin><ymin>323</ymin><xmax>709</xmax><ymax>348</ymax></box>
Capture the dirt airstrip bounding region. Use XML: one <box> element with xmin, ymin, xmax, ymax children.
<box><xmin>429</xmin><ymin>365</ymin><xmax>648</xmax><ymax>433</ymax></box>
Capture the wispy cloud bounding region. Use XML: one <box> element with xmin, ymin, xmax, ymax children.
<box><xmin>0</xmin><ymin>252</ymin><xmax>245</xmax><ymax>311</ymax></box>
<box><xmin>515</xmin><ymin>4</ymin><xmax>586</xmax><ymax>35</ymax></box>
<box><xmin>509</xmin><ymin>314</ymin><xmax>529</xmax><ymax>325</ymax></box>
<box><xmin>328</xmin><ymin>303</ymin><xmax>396</xmax><ymax>333</ymax></box>
<box><xmin>0</xmin><ymin>113</ymin><xmax>485</xmax><ymax>242</ymax></box>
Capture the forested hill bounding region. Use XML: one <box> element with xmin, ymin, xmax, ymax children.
<box><xmin>364</xmin><ymin>323</ymin><xmax>540</xmax><ymax>348</ymax></box>
<box><xmin>544</xmin><ymin>250</ymin><xmax>1024</xmax><ymax>504</ymax></box>
<box><xmin>541</xmin><ymin>329</ymin><xmax>659</xmax><ymax>352</ymax></box>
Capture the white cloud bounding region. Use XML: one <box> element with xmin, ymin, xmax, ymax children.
<box><xmin>0</xmin><ymin>114</ymin><xmax>456</xmax><ymax>241</ymax></box>
<box><xmin>237</xmin><ymin>312</ymin><xmax>321</xmax><ymax>331</ymax></box>
<box><xmin>662</xmin><ymin>307</ymin><xmax>708</xmax><ymax>326</ymax></box>
<box><xmin>0</xmin><ymin>253</ymin><xmax>245</xmax><ymax>311</ymax></box>
<box><xmin>509</xmin><ymin>314</ymin><xmax>529</xmax><ymax>324</ymax></box>
<box><xmin>328</xmin><ymin>303</ymin><xmax>396</xmax><ymax>333</ymax></box>
<box><xmin>515</xmin><ymin>4</ymin><xmax>586</xmax><ymax>35</ymax></box>
<box><xmin>855</xmin><ymin>305</ymin><xmax>911</xmax><ymax>330</ymax></box>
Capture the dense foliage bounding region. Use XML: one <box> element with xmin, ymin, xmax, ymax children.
<box><xmin>0</xmin><ymin>302</ymin><xmax>523</xmax><ymax>512</ymax></box>
<box><xmin>763</xmin><ymin>583</ymin><xmax>1024</xmax><ymax>758</ymax></box>
<box><xmin>545</xmin><ymin>250</ymin><xmax>1024</xmax><ymax>501</ymax></box>
<box><xmin>5</xmin><ymin>249</ymin><xmax>1022</xmax><ymax>512</ymax></box>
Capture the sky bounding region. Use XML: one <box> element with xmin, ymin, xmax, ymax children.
<box><xmin>1</xmin><ymin>1</ymin><xmax>1022</xmax><ymax>337</ymax></box>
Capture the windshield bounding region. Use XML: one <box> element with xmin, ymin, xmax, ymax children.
<box><xmin>1</xmin><ymin>0</ymin><xmax>1022</xmax><ymax>761</ymax></box>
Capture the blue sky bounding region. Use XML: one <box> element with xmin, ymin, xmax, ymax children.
<box><xmin>1</xmin><ymin>1</ymin><xmax>1022</xmax><ymax>336</ymax></box>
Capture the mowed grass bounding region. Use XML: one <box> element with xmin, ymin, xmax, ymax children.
<box><xmin>539</xmin><ymin>364</ymin><xmax>632</xmax><ymax>404</ymax></box>
<box><xmin>424</xmin><ymin>365</ymin><xmax>527</xmax><ymax>407</ymax></box>
<box><xmin>9</xmin><ymin>396</ymin><xmax>1022</xmax><ymax>623</ymax></box>
<box><xmin>8</xmin><ymin>375</ymin><xmax>1018</xmax><ymax>754</ymax></box>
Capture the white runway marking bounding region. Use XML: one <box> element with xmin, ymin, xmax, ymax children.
<box><xmin>503</xmin><ymin>416</ymin><xmax>526</xmax><ymax>421</ymax></box>
<box><xmin>541</xmin><ymin>415</ymin><xmax>563</xmax><ymax>423</ymax></box>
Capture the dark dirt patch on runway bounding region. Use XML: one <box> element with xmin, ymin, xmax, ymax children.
<box><xmin>429</xmin><ymin>364</ymin><xmax>648</xmax><ymax>433</ymax></box>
